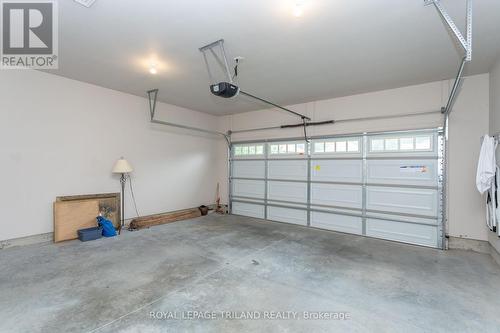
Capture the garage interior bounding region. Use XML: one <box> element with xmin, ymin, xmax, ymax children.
<box><xmin>1</xmin><ymin>0</ymin><xmax>500</xmax><ymax>332</ymax></box>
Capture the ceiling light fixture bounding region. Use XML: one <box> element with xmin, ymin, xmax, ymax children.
<box><xmin>293</xmin><ymin>2</ymin><xmax>304</xmax><ymax>17</ymax></box>
<box><xmin>149</xmin><ymin>62</ymin><xmax>158</xmax><ymax>75</ymax></box>
<box><xmin>135</xmin><ymin>54</ymin><xmax>168</xmax><ymax>75</ymax></box>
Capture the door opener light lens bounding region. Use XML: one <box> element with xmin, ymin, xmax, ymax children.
<box><xmin>293</xmin><ymin>4</ymin><xmax>303</xmax><ymax>17</ymax></box>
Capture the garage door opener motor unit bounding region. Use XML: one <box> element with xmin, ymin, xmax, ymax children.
<box><xmin>211</xmin><ymin>82</ymin><xmax>239</xmax><ymax>98</ymax></box>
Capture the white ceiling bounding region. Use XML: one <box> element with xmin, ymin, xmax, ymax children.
<box><xmin>51</xmin><ymin>0</ymin><xmax>500</xmax><ymax>115</ymax></box>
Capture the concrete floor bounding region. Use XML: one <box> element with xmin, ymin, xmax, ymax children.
<box><xmin>1</xmin><ymin>215</ymin><xmax>500</xmax><ymax>333</ymax></box>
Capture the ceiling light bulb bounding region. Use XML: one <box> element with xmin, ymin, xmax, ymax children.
<box><xmin>149</xmin><ymin>67</ymin><xmax>157</xmax><ymax>75</ymax></box>
<box><xmin>293</xmin><ymin>3</ymin><xmax>303</xmax><ymax>17</ymax></box>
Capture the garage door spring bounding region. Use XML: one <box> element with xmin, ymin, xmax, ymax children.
<box><xmin>280</xmin><ymin>120</ymin><xmax>335</xmax><ymax>142</ymax></box>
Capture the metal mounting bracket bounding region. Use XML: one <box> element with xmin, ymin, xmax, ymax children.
<box><xmin>425</xmin><ymin>0</ymin><xmax>472</xmax><ymax>61</ymax></box>
<box><xmin>147</xmin><ymin>89</ymin><xmax>159</xmax><ymax>120</ymax></box>
<box><xmin>199</xmin><ymin>39</ymin><xmax>234</xmax><ymax>84</ymax></box>
<box><xmin>425</xmin><ymin>0</ymin><xmax>473</xmax><ymax>115</ymax></box>
<box><xmin>146</xmin><ymin>89</ymin><xmax>232</xmax><ymax>147</ymax></box>
<box><xmin>302</xmin><ymin>117</ymin><xmax>310</xmax><ymax>142</ymax></box>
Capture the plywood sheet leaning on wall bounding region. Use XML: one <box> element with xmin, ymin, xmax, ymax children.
<box><xmin>54</xmin><ymin>200</ymin><xmax>99</xmax><ymax>242</ymax></box>
<box><xmin>56</xmin><ymin>193</ymin><xmax>120</xmax><ymax>229</ymax></box>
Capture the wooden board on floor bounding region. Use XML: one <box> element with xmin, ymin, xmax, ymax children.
<box><xmin>129</xmin><ymin>208</ymin><xmax>202</xmax><ymax>230</ymax></box>
<box><xmin>54</xmin><ymin>200</ymin><xmax>100</xmax><ymax>242</ymax></box>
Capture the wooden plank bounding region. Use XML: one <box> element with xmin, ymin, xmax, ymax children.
<box><xmin>54</xmin><ymin>200</ymin><xmax>99</xmax><ymax>242</ymax></box>
<box><xmin>56</xmin><ymin>193</ymin><xmax>119</xmax><ymax>201</ymax></box>
<box><xmin>129</xmin><ymin>208</ymin><xmax>202</xmax><ymax>230</ymax></box>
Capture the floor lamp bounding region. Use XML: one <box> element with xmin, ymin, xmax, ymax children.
<box><xmin>112</xmin><ymin>157</ymin><xmax>133</xmax><ymax>234</ymax></box>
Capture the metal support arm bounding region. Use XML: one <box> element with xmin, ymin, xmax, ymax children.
<box><xmin>425</xmin><ymin>0</ymin><xmax>472</xmax><ymax>61</ymax></box>
<box><xmin>443</xmin><ymin>57</ymin><xmax>467</xmax><ymax>114</ymax></box>
<box><xmin>199</xmin><ymin>39</ymin><xmax>234</xmax><ymax>84</ymax></box>
<box><xmin>425</xmin><ymin>0</ymin><xmax>473</xmax><ymax>115</ymax></box>
<box><xmin>147</xmin><ymin>89</ymin><xmax>231</xmax><ymax>147</ymax></box>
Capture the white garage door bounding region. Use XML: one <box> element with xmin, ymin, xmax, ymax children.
<box><xmin>230</xmin><ymin>129</ymin><xmax>444</xmax><ymax>248</ymax></box>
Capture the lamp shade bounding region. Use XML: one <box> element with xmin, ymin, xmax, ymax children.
<box><xmin>112</xmin><ymin>158</ymin><xmax>133</xmax><ymax>174</ymax></box>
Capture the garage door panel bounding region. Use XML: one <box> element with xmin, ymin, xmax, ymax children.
<box><xmin>268</xmin><ymin>160</ymin><xmax>307</xmax><ymax>181</ymax></box>
<box><xmin>366</xmin><ymin>186</ymin><xmax>438</xmax><ymax>217</ymax></box>
<box><xmin>232</xmin><ymin>202</ymin><xmax>265</xmax><ymax>219</ymax></box>
<box><xmin>230</xmin><ymin>131</ymin><xmax>442</xmax><ymax>249</ymax></box>
<box><xmin>366</xmin><ymin>218</ymin><xmax>438</xmax><ymax>247</ymax></box>
<box><xmin>311</xmin><ymin>184</ymin><xmax>362</xmax><ymax>209</ymax></box>
<box><xmin>310</xmin><ymin>206</ymin><xmax>362</xmax><ymax>216</ymax></box>
<box><xmin>367</xmin><ymin>159</ymin><xmax>438</xmax><ymax>186</ymax></box>
<box><xmin>232</xmin><ymin>179</ymin><xmax>265</xmax><ymax>199</ymax></box>
<box><xmin>267</xmin><ymin>207</ymin><xmax>307</xmax><ymax>226</ymax></box>
<box><xmin>311</xmin><ymin>160</ymin><xmax>362</xmax><ymax>183</ymax></box>
<box><xmin>268</xmin><ymin>181</ymin><xmax>307</xmax><ymax>203</ymax></box>
<box><xmin>311</xmin><ymin>212</ymin><xmax>362</xmax><ymax>235</ymax></box>
<box><xmin>368</xmin><ymin>212</ymin><xmax>438</xmax><ymax>226</ymax></box>
<box><xmin>233</xmin><ymin>160</ymin><xmax>265</xmax><ymax>179</ymax></box>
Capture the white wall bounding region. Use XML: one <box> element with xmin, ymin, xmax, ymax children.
<box><xmin>489</xmin><ymin>57</ymin><xmax>500</xmax><ymax>253</ymax></box>
<box><xmin>448</xmin><ymin>74</ymin><xmax>490</xmax><ymax>241</ymax></box>
<box><xmin>490</xmin><ymin>57</ymin><xmax>500</xmax><ymax>134</ymax></box>
<box><xmin>0</xmin><ymin>70</ymin><xmax>222</xmax><ymax>241</ymax></box>
<box><xmin>218</xmin><ymin>74</ymin><xmax>490</xmax><ymax>242</ymax></box>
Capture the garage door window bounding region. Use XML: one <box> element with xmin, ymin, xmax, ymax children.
<box><xmin>415</xmin><ymin>136</ymin><xmax>432</xmax><ymax>150</ymax></box>
<box><xmin>269</xmin><ymin>142</ymin><xmax>306</xmax><ymax>156</ymax></box>
<box><xmin>313</xmin><ymin>138</ymin><xmax>360</xmax><ymax>154</ymax></box>
<box><xmin>370</xmin><ymin>135</ymin><xmax>433</xmax><ymax>153</ymax></box>
<box><xmin>234</xmin><ymin>144</ymin><xmax>265</xmax><ymax>157</ymax></box>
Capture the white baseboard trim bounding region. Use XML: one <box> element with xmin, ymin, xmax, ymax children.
<box><xmin>0</xmin><ymin>232</ymin><xmax>53</xmax><ymax>250</ymax></box>
<box><xmin>490</xmin><ymin>243</ymin><xmax>500</xmax><ymax>267</ymax></box>
<box><xmin>0</xmin><ymin>206</ymin><xmax>215</xmax><ymax>250</ymax></box>
<box><xmin>4</xmin><ymin>229</ymin><xmax>499</xmax><ymax>267</ymax></box>
<box><xmin>449</xmin><ymin>236</ymin><xmax>500</xmax><ymax>267</ymax></box>
<box><xmin>448</xmin><ymin>237</ymin><xmax>491</xmax><ymax>254</ymax></box>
